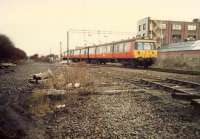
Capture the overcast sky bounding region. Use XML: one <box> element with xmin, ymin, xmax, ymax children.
<box><xmin>0</xmin><ymin>0</ymin><xmax>199</xmax><ymax>56</ymax></box>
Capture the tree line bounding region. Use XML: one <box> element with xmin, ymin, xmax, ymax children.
<box><xmin>0</xmin><ymin>34</ymin><xmax>27</xmax><ymax>61</ymax></box>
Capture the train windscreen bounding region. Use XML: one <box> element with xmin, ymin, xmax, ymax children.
<box><xmin>136</xmin><ymin>42</ymin><xmax>156</xmax><ymax>50</ymax></box>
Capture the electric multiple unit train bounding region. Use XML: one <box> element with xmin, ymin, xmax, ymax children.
<box><xmin>63</xmin><ymin>38</ymin><xmax>157</xmax><ymax>67</ymax></box>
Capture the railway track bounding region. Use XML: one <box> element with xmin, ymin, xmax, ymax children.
<box><xmin>109</xmin><ymin>74</ymin><xmax>200</xmax><ymax>109</ymax></box>
<box><xmin>139</xmin><ymin>78</ymin><xmax>200</xmax><ymax>109</ymax></box>
<box><xmin>86</xmin><ymin>63</ymin><xmax>200</xmax><ymax>75</ymax></box>
<box><xmin>148</xmin><ymin>68</ymin><xmax>200</xmax><ymax>76</ymax></box>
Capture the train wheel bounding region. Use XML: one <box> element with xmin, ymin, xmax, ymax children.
<box><xmin>130</xmin><ymin>62</ymin><xmax>138</xmax><ymax>68</ymax></box>
<box><xmin>144</xmin><ymin>65</ymin><xmax>149</xmax><ymax>69</ymax></box>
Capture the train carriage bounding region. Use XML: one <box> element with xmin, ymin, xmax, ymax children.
<box><xmin>63</xmin><ymin>38</ymin><xmax>157</xmax><ymax>68</ymax></box>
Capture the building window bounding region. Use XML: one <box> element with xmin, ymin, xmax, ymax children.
<box><xmin>172</xmin><ymin>24</ymin><xmax>181</xmax><ymax>30</ymax></box>
<box><xmin>139</xmin><ymin>25</ymin><xmax>141</xmax><ymax>31</ymax></box>
<box><xmin>143</xmin><ymin>24</ymin><xmax>146</xmax><ymax>30</ymax></box>
<box><xmin>188</xmin><ymin>25</ymin><xmax>196</xmax><ymax>30</ymax></box>
<box><xmin>160</xmin><ymin>23</ymin><xmax>166</xmax><ymax>29</ymax></box>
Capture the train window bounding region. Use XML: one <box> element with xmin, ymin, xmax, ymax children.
<box><xmin>99</xmin><ymin>47</ymin><xmax>103</xmax><ymax>54</ymax></box>
<box><xmin>82</xmin><ymin>49</ymin><xmax>86</xmax><ymax>54</ymax></box>
<box><xmin>144</xmin><ymin>43</ymin><xmax>151</xmax><ymax>50</ymax></box>
<box><xmin>74</xmin><ymin>50</ymin><xmax>80</xmax><ymax>55</ymax></box>
<box><xmin>136</xmin><ymin>42</ymin><xmax>156</xmax><ymax>50</ymax></box>
<box><xmin>113</xmin><ymin>45</ymin><xmax>116</xmax><ymax>52</ymax></box>
<box><xmin>106</xmin><ymin>46</ymin><xmax>108</xmax><ymax>53</ymax></box>
<box><xmin>123</xmin><ymin>43</ymin><xmax>125</xmax><ymax>52</ymax></box>
<box><xmin>99</xmin><ymin>47</ymin><xmax>102</xmax><ymax>54</ymax></box>
<box><xmin>103</xmin><ymin>46</ymin><xmax>107</xmax><ymax>53</ymax></box>
<box><xmin>136</xmin><ymin>42</ymin><xmax>144</xmax><ymax>50</ymax></box>
<box><xmin>116</xmin><ymin>44</ymin><xmax>121</xmax><ymax>52</ymax></box>
<box><xmin>151</xmin><ymin>43</ymin><xmax>156</xmax><ymax>50</ymax></box>
<box><xmin>110</xmin><ymin>45</ymin><xmax>113</xmax><ymax>53</ymax></box>
<box><xmin>119</xmin><ymin>43</ymin><xmax>124</xmax><ymax>52</ymax></box>
<box><xmin>114</xmin><ymin>44</ymin><xmax>120</xmax><ymax>52</ymax></box>
<box><xmin>95</xmin><ymin>47</ymin><xmax>98</xmax><ymax>54</ymax></box>
<box><xmin>100</xmin><ymin>47</ymin><xmax>103</xmax><ymax>54</ymax></box>
<box><xmin>96</xmin><ymin>47</ymin><xmax>100</xmax><ymax>54</ymax></box>
<box><xmin>105</xmin><ymin>45</ymin><xmax>109</xmax><ymax>53</ymax></box>
<box><xmin>106</xmin><ymin>45</ymin><xmax>110</xmax><ymax>53</ymax></box>
<box><xmin>116</xmin><ymin>44</ymin><xmax>119</xmax><ymax>52</ymax></box>
<box><xmin>109</xmin><ymin>45</ymin><xmax>112</xmax><ymax>53</ymax></box>
<box><xmin>144</xmin><ymin>43</ymin><xmax>156</xmax><ymax>50</ymax></box>
<box><xmin>84</xmin><ymin>49</ymin><xmax>87</xmax><ymax>55</ymax></box>
<box><xmin>89</xmin><ymin>47</ymin><xmax>95</xmax><ymax>54</ymax></box>
<box><xmin>124</xmin><ymin>43</ymin><xmax>129</xmax><ymax>52</ymax></box>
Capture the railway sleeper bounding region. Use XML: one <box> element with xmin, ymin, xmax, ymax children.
<box><xmin>166</xmin><ymin>78</ymin><xmax>200</xmax><ymax>89</ymax></box>
<box><xmin>172</xmin><ymin>93</ymin><xmax>200</xmax><ymax>100</ymax></box>
<box><xmin>140</xmin><ymin>79</ymin><xmax>200</xmax><ymax>101</ymax></box>
<box><xmin>191</xmin><ymin>99</ymin><xmax>200</xmax><ymax>111</ymax></box>
<box><xmin>140</xmin><ymin>79</ymin><xmax>188</xmax><ymax>93</ymax></box>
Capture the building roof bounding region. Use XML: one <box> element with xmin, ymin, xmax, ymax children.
<box><xmin>160</xmin><ymin>40</ymin><xmax>200</xmax><ymax>52</ymax></box>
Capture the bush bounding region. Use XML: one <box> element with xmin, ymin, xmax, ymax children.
<box><xmin>0</xmin><ymin>34</ymin><xmax>27</xmax><ymax>61</ymax></box>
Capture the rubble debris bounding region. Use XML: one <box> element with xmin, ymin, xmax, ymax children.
<box><xmin>0</xmin><ymin>63</ymin><xmax>16</xmax><ymax>74</ymax></box>
<box><xmin>74</xmin><ymin>83</ymin><xmax>80</xmax><ymax>88</ymax></box>
<box><xmin>46</xmin><ymin>89</ymin><xmax>66</xmax><ymax>100</ymax></box>
<box><xmin>133</xmin><ymin>89</ymin><xmax>146</xmax><ymax>93</ymax></box>
<box><xmin>66</xmin><ymin>83</ymin><xmax>73</xmax><ymax>89</ymax></box>
<box><xmin>29</xmin><ymin>69</ymin><xmax>53</xmax><ymax>84</ymax></box>
<box><xmin>56</xmin><ymin>104</ymin><xmax>66</xmax><ymax>109</ymax></box>
<box><xmin>0</xmin><ymin>63</ymin><xmax>16</xmax><ymax>68</ymax></box>
<box><xmin>47</xmin><ymin>89</ymin><xmax>66</xmax><ymax>95</ymax></box>
<box><xmin>103</xmin><ymin>89</ymin><xmax>130</xmax><ymax>93</ymax></box>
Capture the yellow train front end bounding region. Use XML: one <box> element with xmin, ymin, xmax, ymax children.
<box><xmin>133</xmin><ymin>39</ymin><xmax>157</xmax><ymax>67</ymax></box>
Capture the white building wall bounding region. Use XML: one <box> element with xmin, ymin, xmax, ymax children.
<box><xmin>137</xmin><ymin>17</ymin><xmax>150</xmax><ymax>37</ymax></box>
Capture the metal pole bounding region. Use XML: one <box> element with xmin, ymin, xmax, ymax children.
<box><xmin>150</xmin><ymin>20</ymin><xmax>153</xmax><ymax>39</ymax></box>
<box><xmin>60</xmin><ymin>41</ymin><xmax>62</xmax><ymax>61</ymax></box>
<box><xmin>67</xmin><ymin>31</ymin><xmax>69</xmax><ymax>64</ymax></box>
<box><xmin>160</xmin><ymin>22</ymin><xmax>163</xmax><ymax>48</ymax></box>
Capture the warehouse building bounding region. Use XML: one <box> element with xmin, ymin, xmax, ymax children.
<box><xmin>137</xmin><ymin>17</ymin><xmax>200</xmax><ymax>47</ymax></box>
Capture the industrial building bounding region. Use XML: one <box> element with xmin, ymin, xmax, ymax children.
<box><xmin>137</xmin><ymin>17</ymin><xmax>200</xmax><ymax>47</ymax></box>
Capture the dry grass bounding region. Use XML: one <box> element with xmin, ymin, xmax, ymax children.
<box><xmin>26</xmin><ymin>64</ymin><xmax>95</xmax><ymax>117</ymax></box>
<box><xmin>154</xmin><ymin>56</ymin><xmax>200</xmax><ymax>71</ymax></box>
<box><xmin>45</xmin><ymin>65</ymin><xmax>94</xmax><ymax>90</ymax></box>
<box><xmin>25</xmin><ymin>89</ymin><xmax>51</xmax><ymax>117</ymax></box>
<box><xmin>26</xmin><ymin>89</ymin><xmax>69</xmax><ymax>117</ymax></box>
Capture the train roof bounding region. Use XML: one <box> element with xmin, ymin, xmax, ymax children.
<box><xmin>75</xmin><ymin>38</ymin><xmax>156</xmax><ymax>49</ymax></box>
<box><xmin>63</xmin><ymin>38</ymin><xmax>156</xmax><ymax>53</ymax></box>
<box><xmin>160</xmin><ymin>40</ymin><xmax>200</xmax><ymax>52</ymax></box>
<box><xmin>86</xmin><ymin>38</ymin><xmax>135</xmax><ymax>49</ymax></box>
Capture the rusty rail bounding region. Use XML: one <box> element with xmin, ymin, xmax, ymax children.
<box><xmin>140</xmin><ymin>79</ymin><xmax>200</xmax><ymax>100</ymax></box>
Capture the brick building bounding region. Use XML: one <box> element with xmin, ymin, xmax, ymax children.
<box><xmin>137</xmin><ymin>17</ymin><xmax>200</xmax><ymax>47</ymax></box>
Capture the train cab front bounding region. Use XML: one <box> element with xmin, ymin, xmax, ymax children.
<box><xmin>133</xmin><ymin>39</ymin><xmax>157</xmax><ymax>67</ymax></box>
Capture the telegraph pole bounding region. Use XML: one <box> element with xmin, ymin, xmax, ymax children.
<box><xmin>67</xmin><ymin>31</ymin><xmax>69</xmax><ymax>64</ymax></box>
<box><xmin>60</xmin><ymin>41</ymin><xmax>62</xmax><ymax>61</ymax></box>
<box><xmin>160</xmin><ymin>22</ymin><xmax>163</xmax><ymax>48</ymax></box>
